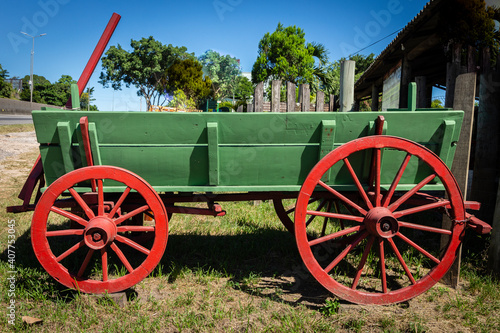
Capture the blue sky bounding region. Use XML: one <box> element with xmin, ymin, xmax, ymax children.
<box><xmin>1</xmin><ymin>0</ymin><xmax>436</xmax><ymax>111</ymax></box>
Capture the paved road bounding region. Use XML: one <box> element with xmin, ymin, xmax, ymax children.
<box><xmin>0</xmin><ymin>115</ymin><xmax>33</xmax><ymax>125</ymax></box>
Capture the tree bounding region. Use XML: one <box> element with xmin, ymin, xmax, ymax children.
<box><xmin>20</xmin><ymin>74</ymin><xmax>51</xmax><ymax>103</ymax></box>
<box><xmin>99</xmin><ymin>36</ymin><xmax>193</xmax><ymax>111</ymax></box>
<box><xmin>0</xmin><ymin>64</ymin><xmax>14</xmax><ymax>98</ymax></box>
<box><xmin>251</xmin><ymin>23</ymin><xmax>328</xmax><ymax>86</ymax></box>
<box><xmin>167</xmin><ymin>89</ymin><xmax>196</xmax><ymax>110</ymax></box>
<box><xmin>319</xmin><ymin>53</ymin><xmax>375</xmax><ymax>98</ymax></box>
<box><xmin>159</xmin><ymin>58</ymin><xmax>211</xmax><ymax>103</ymax></box>
<box><xmin>233</xmin><ymin>76</ymin><xmax>254</xmax><ymax>103</ymax></box>
<box><xmin>81</xmin><ymin>87</ymin><xmax>98</xmax><ymax>111</ymax></box>
<box><xmin>438</xmin><ymin>0</ymin><xmax>500</xmax><ymax>50</ymax></box>
<box><xmin>199</xmin><ymin>50</ymin><xmax>241</xmax><ymax>101</ymax></box>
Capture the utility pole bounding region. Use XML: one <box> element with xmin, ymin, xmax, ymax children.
<box><xmin>20</xmin><ymin>32</ymin><xmax>46</xmax><ymax>106</ymax></box>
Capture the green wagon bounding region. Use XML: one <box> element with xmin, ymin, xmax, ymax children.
<box><xmin>10</xmin><ymin>106</ymin><xmax>491</xmax><ymax>305</ymax></box>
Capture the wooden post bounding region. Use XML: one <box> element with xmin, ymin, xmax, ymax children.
<box><xmin>371</xmin><ymin>85</ymin><xmax>379</xmax><ymax>111</ymax></box>
<box><xmin>287</xmin><ymin>82</ymin><xmax>296</xmax><ymax>112</ymax></box>
<box><xmin>254</xmin><ymin>82</ymin><xmax>264</xmax><ymax>112</ymax></box>
<box><xmin>490</xmin><ymin>181</ymin><xmax>500</xmax><ymax>275</ymax></box>
<box><xmin>271</xmin><ymin>80</ymin><xmax>281</xmax><ymax>112</ymax></box>
<box><xmin>329</xmin><ymin>94</ymin><xmax>335</xmax><ymax>111</ymax></box>
<box><xmin>236</xmin><ymin>105</ymin><xmax>243</xmax><ymax>112</ymax></box>
<box><xmin>246</xmin><ymin>103</ymin><xmax>253</xmax><ymax>113</ymax></box>
<box><xmin>440</xmin><ymin>72</ymin><xmax>477</xmax><ymax>287</ymax></box>
<box><xmin>399</xmin><ymin>54</ymin><xmax>412</xmax><ymax>109</ymax></box>
<box><xmin>299</xmin><ymin>84</ymin><xmax>310</xmax><ymax>112</ymax></box>
<box><xmin>445</xmin><ymin>43</ymin><xmax>462</xmax><ymax>108</ymax></box>
<box><xmin>316</xmin><ymin>91</ymin><xmax>325</xmax><ymax>112</ymax></box>
<box><xmin>340</xmin><ymin>60</ymin><xmax>355</xmax><ymax>111</ymax></box>
<box><xmin>471</xmin><ymin>47</ymin><xmax>500</xmax><ymax>224</ymax></box>
<box><xmin>415</xmin><ymin>76</ymin><xmax>427</xmax><ymax>109</ymax></box>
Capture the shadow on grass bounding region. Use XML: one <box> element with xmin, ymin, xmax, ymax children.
<box><xmin>0</xmin><ymin>224</ymin><xmax>331</xmax><ymax>308</ymax></box>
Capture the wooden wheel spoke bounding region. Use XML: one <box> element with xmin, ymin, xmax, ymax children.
<box><xmin>387</xmin><ymin>238</ymin><xmax>416</xmax><ymax>285</ymax></box>
<box><xmin>97</xmin><ymin>179</ymin><xmax>104</xmax><ymax>216</ymax></box>
<box><xmin>320</xmin><ymin>201</ymin><xmax>334</xmax><ymax>237</ymax></box>
<box><xmin>110</xmin><ymin>243</ymin><xmax>134</xmax><ymax>273</ymax></box>
<box><xmin>101</xmin><ymin>248</ymin><xmax>108</xmax><ymax>282</ymax></box>
<box><xmin>69</xmin><ymin>188</ymin><xmax>95</xmax><ymax>219</ymax></box>
<box><xmin>382</xmin><ymin>153</ymin><xmax>411</xmax><ymax>207</ymax></box>
<box><xmin>117</xmin><ymin>226</ymin><xmax>155</xmax><ymax>233</ymax></box>
<box><xmin>46</xmin><ymin>229</ymin><xmax>85</xmax><ymax>237</ymax></box>
<box><xmin>309</xmin><ymin>225</ymin><xmax>364</xmax><ymax>246</ymax></box>
<box><xmin>286</xmin><ymin>198</ymin><xmax>320</xmax><ymax>215</ymax></box>
<box><xmin>374</xmin><ymin>148</ymin><xmax>381</xmax><ymax>207</ymax></box>
<box><xmin>113</xmin><ymin>205</ymin><xmax>150</xmax><ymax>226</ymax></box>
<box><xmin>393</xmin><ymin>200</ymin><xmax>450</xmax><ymax>218</ymax></box>
<box><xmin>115</xmin><ymin>235</ymin><xmax>151</xmax><ymax>255</ymax></box>
<box><xmin>379</xmin><ymin>238</ymin><xmax>387</xmax><ymax>293</ymax></box>
<box><xmin>388</xmin><ymin>173</ymin><xmax>436</xmax><ymax>212</ymax></box>
<box><xmin>306</xmin><ymin>210</ymin><xmax>364</xmax><ymax>223</ymax></box>
<box><xmin>396</xmin><ymin>232</ymin><xmax>440</xmax><ymax>264</ymax></box>
<box><xmin>77</xmin><ymin>249</ymin><xmax>95</xmax><ymax>277</ymax></box>
<box><xmin>108</xmin><ymin>187</ymin><xmax>132</xmax><ymax>219</ymax></box>
<box><xmin>50</xmin><ymin>206</ymin><xmax>88</xmax><ymax>227</ymax></box>
<box><xmin>324</xmin><ymin>231</ymin><xmax>368</xmax><ymax>274</ymax></box>
<box><xmin>343</xmin><ymin>157</ymin><xmax>373</xmax><ymax>210</ymax></box>
<box><xmin>56</xmin><ymin>240</ymin><xmax>86</xmax><ymax>262</ymax></box>
<box><xmin>398</xmin><ymin>221</ymin><xmax>452</xmax><ymax>235</ymax></box>
<box><xmin>351</xmin><ymin>236</ymin><xmax>375</xmax><ymax>290</ymax></box>
<box><xmin>305</xmin><ymin>199</ymin><xmax>328</xmax><ymax>227</ymax></box>
<box><xmin>318</xmin><ymin>180</ymin><xmax>367</xmax><ymax>215</ymax></box>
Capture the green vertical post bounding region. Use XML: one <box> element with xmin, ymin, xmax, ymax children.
<box><xmin>71</xmin><ymin>83</ymin><xmax>80</xmax><ymax>110</ymax></box>
<box><xmin>408</xmin><ymin>82</ymin><xmax>417</xmax><ymax>111</ymax></box>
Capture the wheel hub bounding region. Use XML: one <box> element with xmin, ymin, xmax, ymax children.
<box><xmin>364</xmin><ymin>207</ymin><xmax>399</xmax><ymax>238</ymax></box>
<box><xmin>84</xmin><ymin>217</ymin><xmax>117</xmax><ymax>250</ymax></box>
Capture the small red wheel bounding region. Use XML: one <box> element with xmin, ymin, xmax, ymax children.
<box><xmin>31</xmin><ymin>166</ymin><xmax>168</xmax><ymax>294</ymax></box>
<box><xmin>295</xmin><ymin>136</ymin><xmax>465</xmax><ymax>305</ymax></box>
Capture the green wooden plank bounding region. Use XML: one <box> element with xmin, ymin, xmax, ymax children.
<box><xmin>207</xmin><ymin>122</ymin><xmax>219</xmax><ymax>185</ymax></box>
<box><xmin>88</xmin><ymin>122</ymin><xmax>102</xmax><ymax>165</ymax></box>
<box><xmin>319</xmin><ymin>120</ymin><xmax>336</xmax><ymax>182</ymax></box>
<box><xmin>56</xmin><ymin>122</ymin><xmax>74</xmax><ymax>174</ymax></box>
<box><xmin>437</xmin><ymin>119</ymin><xmax>456</xmax><ymax>168</ymax></box>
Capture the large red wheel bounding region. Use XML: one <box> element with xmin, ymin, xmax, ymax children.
<box><xmin>31</xmin><ymin>166</ymin><xmax>168</xmax><ymax>294</ymax></box>
<box><xmin>295</xmin><ymin>136</ymin><xmax>465</xmax><ymax>305</ymax></box>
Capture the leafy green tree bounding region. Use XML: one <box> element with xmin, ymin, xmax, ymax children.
<box><xmin>431</xmin><ymin>99</ymin><xmax>444</xmax><ymax>108</ymax></box>
<box><xmin>251</xmin><ymin>23</ymin><xmax>328</xmax><ymax>86</ymax></box>
<box><xmin>159</xmin><ymin>58</ymin><xmax>211</xmax><ymax>103</ymax></box>
<box><xmin>167</xmin><ymin>89</ymin><xmax>196</xmax><ymax>110</ymax></box>
<box><xmin>320</xmin><ymin>53</ymin><xmax>375</xmax><ymax>98</ymax></box>
<box><xmin>199</xmin><ymin>50</ymin><xmax>241</xmax><ymax>101</ymax></box>
<box><xmin>438</xmin><ymin>0</ymin><xmax>500</xmax><ymax>50</ymax></box>
<box><xmin>81</xmin><ymin>87</ymin><xmax>98</xmax><ymax>111</ymax></box>
<box><xmin>0</xmin><ymin>64</ymin><xmax>14</xmax><ymax>98</ymax></box>
<box><xmin>99</xmin><ymin>36</ymin><xmax>193</xmax><ymax>111</ymax></box>
<box><xmin>20</xmin><ymin>74</ymin><xmax>51</xmax><ymax>103</ymax></box>
<box><xmin>233</xmin><ymin>76</ymin><xmax>254</xmax><ymax>103</ymax></box>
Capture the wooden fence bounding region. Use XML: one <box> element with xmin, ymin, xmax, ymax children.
<box><xmin>240</xmin><ymin>80</ymin><xmax>336</xmax><ymax>113</ymax></box>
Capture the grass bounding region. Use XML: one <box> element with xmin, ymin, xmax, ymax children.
<box><xmin>0</xmin><ymin>123</ymin><xmax>499</xmax><ymax>332</ymax></box>
<box><xmin>0</xmin><ymin>123</ymin><xmax>34</xmax><ymax>134</ymax></box>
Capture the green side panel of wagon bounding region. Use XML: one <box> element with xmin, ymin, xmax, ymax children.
<box><xmin>32</xmin><ymin>111</ymin><xmax>464</xmax><ymax>193</ymax></box>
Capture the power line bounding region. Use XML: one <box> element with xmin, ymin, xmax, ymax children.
<box><xmin>348</xmin><ymin>28</ymin><xmax>404</xmax><ymax>58</ymax></box>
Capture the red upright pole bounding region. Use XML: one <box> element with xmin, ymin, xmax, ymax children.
<box><xmin>65</xmin><ymin>12</ymin><xmax>121</xmax><ymax>109</ymax></box>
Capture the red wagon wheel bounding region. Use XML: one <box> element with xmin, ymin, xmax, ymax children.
<box><xmin>295</xmin><ymin>136</ymin><xmax>465</xmax><ymax>305</ymax></box>
<box><xmin>31</xmin><ymin>166</ymin><xmax>168</xmax><ymax>294</ymax></box>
